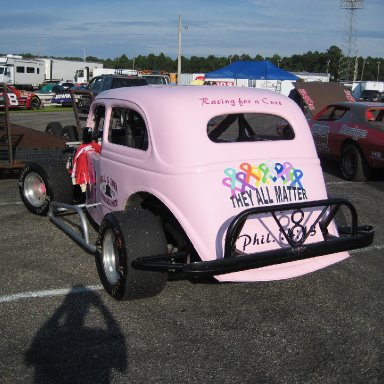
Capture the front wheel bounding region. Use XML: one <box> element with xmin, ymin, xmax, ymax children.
<box><xmin>96</xmin><ymin>209</ymin><xmax>168</xmax><ymax>300</ymax></box>
<box><xmin>340</xmin><ymin>143</ymin><xmax>371</xmax><ymax>181</ymax></box>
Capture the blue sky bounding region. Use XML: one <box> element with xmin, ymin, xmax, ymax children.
<box><xmin>1</xmin><ymin>0</ymin><xmax>383</xmax><ymax>60</ymax></box>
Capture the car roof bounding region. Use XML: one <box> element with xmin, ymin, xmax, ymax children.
<box><xmin>325</xmin><ymin>101</ymin><xmax>384</xmax><ymax>109</ymax></box>
<box><xmin>94</xmin><ymin>74</ymin><xmax>143</xmax><ymax>79</ymax></box>
<box><xmin>97</xmin><ymin>85</ymin><xmax>302</xmax><ymax>119</ymax></box>
<box><xmin>96</xmin><ymin>85</ymin><xmax>318</xmax><ymax>166</ymax></box>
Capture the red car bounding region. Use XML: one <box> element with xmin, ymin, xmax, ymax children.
<box><xmin>0</xmin><ymin>85</ymin><xmax>41</xmax><ymax>110</ymax></box>
<box><xmin>308</xmin><ymin>101</ymin><xmax>384</xmax><ymax>181</ymax></box>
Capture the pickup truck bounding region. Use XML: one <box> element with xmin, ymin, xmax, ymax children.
<box><xmin>18</xmin><ymin>85</ymin><xmax>374</xmax><ymax>300</ymax></box>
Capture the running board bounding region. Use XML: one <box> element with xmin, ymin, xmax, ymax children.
<box><xmin>48</xmin><ymin>201</ymin><xmax>99</xmax><ymax>254</ymax></box>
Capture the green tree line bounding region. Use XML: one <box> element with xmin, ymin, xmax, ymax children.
<box><xmin>11</xmin><ymin>45</ymin><xmax>384</xmax><ymax>82</ymax></box>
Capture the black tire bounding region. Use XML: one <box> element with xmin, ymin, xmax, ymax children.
<box><xmin>96</xmin><ymin>208</ymin><xmax>168</xmax><ymax>300</ymax></box>
<box><xmin>19</xmin><ymin>160</ymin><xmax>74</xmax><ymax>216</ymax></box>
<box><xmin>29</xmin><ymin>96</ymin><xmax>41</xmax><ymax>110</ymax></box>
<box><xmin>62</xmin><ymin>125</ymin><xmax>78</xmax><ymax>141</ymax></box>
<box><xmin>45</xmin><ymin>122</ymin><xmax>63</xmax><ymax>137</ymax></box>
<box><xmin>340</xmin><ymin>143</ymin><xmax>371</xmax><ymax>181</ymax></box>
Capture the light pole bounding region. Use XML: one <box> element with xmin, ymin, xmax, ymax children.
<box><xmin>326</xmin><ymin>60</ymin><xmax>330</xmax><ymax>75</ymax></box>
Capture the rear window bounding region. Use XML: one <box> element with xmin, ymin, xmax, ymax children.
<box><xmin>207</xmin><ymin>113</ymin><xmax>294</xmax><ymax>143</ymax></box>
<box><xmin>367</xmin><ymin>108</ymin><xmax>384</xmax><ymax>122</ymax></box>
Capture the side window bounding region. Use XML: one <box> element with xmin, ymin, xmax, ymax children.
<box><xmin>207</xmin><ymin>113</ymin><xmax>294</xmax><ymax>143</ymax></box>
<box><xmin>332</xmin><ymin>107</ymin><xmax>348</xmax><ymax>120</ymax></box>
<box><xmin>27</xmin><ymin>67</ymin><xmax>35</xmax><ymax>73</ymax></box>
<box><xmin>16</xmin><ymin>66</ymin><xmax>25</xmax><ymax>73</ymax></box>
<box><xmin>102</xmin><ymin>76</ymin><xmax>112</xmax><ymax>91</ymax></box>
<box><xmin>316</xmin><ymin>106</ymin><xmax>335</xmax><ymax>121</ymax></box>
<box><xmin>316</xmin><ymin>106</ymin><xmax>348</xmax><ymax>121</ymax></box>
<box><xmin>92</xmin><ymin>105</ymin><xmax>105</xmax><ymax>139</ymax></box>
<box><xmin>108</xmin><ymin>107</ymin><xmax>148</xmax><ymax>150</ymax></box>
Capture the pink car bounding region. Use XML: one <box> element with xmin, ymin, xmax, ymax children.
<box><xmin>19</xmin><ymin>86</ymin><xmax>374</xmax><ymax>300</ymax></box>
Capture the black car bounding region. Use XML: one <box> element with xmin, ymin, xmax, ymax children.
<box><xmin>87</xmin><ymin>74</ymin><xmax>148</xmax><ymax>97</ymax></box>
<box><xmin>358</xmin><ymin>89</ymin><xmax>381</xmax><ymax>102</ymax></box>
<box><xmin>77</xmin><ymin>74</ymin><xmax>148</xmax><ymax>112</ymax></box>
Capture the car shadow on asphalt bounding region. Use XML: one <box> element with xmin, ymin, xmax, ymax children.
<box><xmin>24</xmin><ymin>285</ymin><xmax>127</xmax><ymax>384</ymax></box>
<box><xmin>0</xmin><ymin>169</ymin><xmax>21</xmax><ymax>180</ymax></box>
<box><xmin>320</xmin><ymin>158</ymin><xmax>384</xmax><ymax>184</ymax></box>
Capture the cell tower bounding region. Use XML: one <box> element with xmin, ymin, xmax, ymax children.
<box><xmin>338</xmin><ymin>0</ymin><xmax>364</xmax><ymax>82</ymax></box>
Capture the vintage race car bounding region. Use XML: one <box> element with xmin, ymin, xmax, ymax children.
<box><xmin>0</xmin><ymin>85</ymin><xmax>41</xmax><ymax>109</ymax></box>
<box><xmin>308</xmin><ymin>101</ymin><xmax>384</xmax><ymax>181</ymax></box>
<box><xmin>18</xmin><ymin>86</ymin><xmax>374</xmax><ymax>300</ymax></box>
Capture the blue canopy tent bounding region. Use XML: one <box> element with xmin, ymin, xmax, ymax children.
<box><xmin>205</xmin><ymin>60</ymin><xmax>299</xmax><ymax>81</ymax></box>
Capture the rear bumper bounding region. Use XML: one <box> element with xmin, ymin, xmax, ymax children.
<box><xmin>132</xmin><ymin>198</ymin><xmax>375</xmax><ymax>278</ymax></box>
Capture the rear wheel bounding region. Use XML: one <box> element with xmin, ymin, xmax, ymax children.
<box><xmin>19</xmin><ymin>160</ymin><xmax>73</xmax><ymax>215</ymax></box>
<box><xmin>340</xmin><ymin>143</ymin><xmax>371</xmax><ymax>181</ymax></box>
<box><xmin>96</xmin><ymin>208</ymin><xmax>168</xmax><ymax>300</ymax></box>
<box><xmin>62</xmin><ymin>125</ymin><xmax>78</xmax><ymax>141</ymax></box>
<box><xmin>29</xmin><ymin>96</ymin><xmax>41</xmax><ymax>110</ymax></box>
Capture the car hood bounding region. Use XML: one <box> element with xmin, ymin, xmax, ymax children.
<box><xmin>292</xmin><ymin>82</ymin><xmax>356</xmax><ymax>117</ymax></box>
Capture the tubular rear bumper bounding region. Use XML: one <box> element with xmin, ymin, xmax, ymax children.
<box><xmin>132</xmin><ymin>198</ymin><xmax>375</xmax><ymax>278</ymax></box>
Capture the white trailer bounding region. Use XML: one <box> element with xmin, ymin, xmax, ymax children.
<box><xmin>41</xmin><ymin>58</ymin><xmax>103</xmax><ymax>83</ymax></box>
<box><xmin>0</xmin><ymin>55</ymin><xmax>45</xmax><ymax>90</ymax></box>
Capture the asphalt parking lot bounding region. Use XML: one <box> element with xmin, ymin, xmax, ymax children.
<box><xmin>1</xmin><ymin>111</ymin><xmax>383</xmax><ymax>383</ymax></box>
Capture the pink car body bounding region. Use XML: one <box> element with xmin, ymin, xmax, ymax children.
<box><xmin>79</xmin><ymin>85</ymin><xmax>364</xmax><ymax>282</ymax></box>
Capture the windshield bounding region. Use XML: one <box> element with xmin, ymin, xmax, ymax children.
<box><xmin>142</xmin><ymin>76</ymin><xmax>166</xmax><ymax>85</ymax></box>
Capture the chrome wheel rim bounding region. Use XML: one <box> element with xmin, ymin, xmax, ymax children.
<box><xmin>23</xmin><ymin>172</ymin><xmax>47</xmax><ymax>208</ymax></box>
<box><xmin>102</xmin><ymin>230</ymin><xmax>119</xmax><ymax>285</ymax></box>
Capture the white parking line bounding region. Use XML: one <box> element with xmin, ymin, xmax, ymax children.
<box><xmin>0</xmin><ymin>285</ymin><xmax>103</xmax><ymax>303</ymax></box>
<box><xmin>0</xmin><ymin>201</ymin><xmax>22</xmax><ymax>206</ymax></box>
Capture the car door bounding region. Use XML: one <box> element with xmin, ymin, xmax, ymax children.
<box><xmin>85</xmin><ymin>103</ymin><xmax>105</xmax><ymax>224</ymax></box>
<box><xmin>98</xmin><ymin>101</ymin><xmax>151</xmax><ymax>218</ymax></box>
